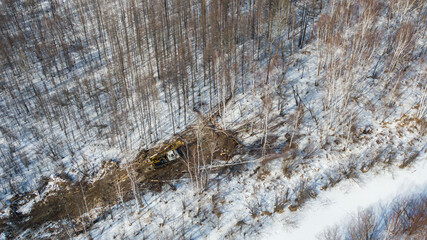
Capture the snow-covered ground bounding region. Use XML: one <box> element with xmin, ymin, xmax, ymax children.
<box><xmin>267</xmin><ymin>156</ymin><xmax>427</xmax><ymax>239</ymax></box>
<box><xmin>63</xmin><ymin>148</ymin><xmax>426</xmax><ymax>240</ymax></box>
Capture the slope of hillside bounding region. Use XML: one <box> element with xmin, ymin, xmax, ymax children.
<box><xmin>0</xmin><ymin>0</ymin><xmax>426</xmax><ymax>239</ymax></box>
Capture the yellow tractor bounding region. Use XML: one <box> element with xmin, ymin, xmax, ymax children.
<box><xmin>148</xmin><ymin>140</ymin><xmax>185</xmax><ymax>169</ymax></box>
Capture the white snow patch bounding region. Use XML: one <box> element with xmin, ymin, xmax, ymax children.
<box><xmin>265</xmin><ymin>159</ymin><xmax>427</xmax><ymax>240</ymax></box>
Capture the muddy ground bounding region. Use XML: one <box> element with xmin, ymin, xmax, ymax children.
<box><xmin>1</xmin><ymin>120</ymin><xmax>239</xmax><ymax>238</ymax></box>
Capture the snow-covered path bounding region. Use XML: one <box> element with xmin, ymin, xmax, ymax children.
<box><xmin>264</xmin><ymin>157</ymin><xmax>427</xmax><ymax>239</ymax></box>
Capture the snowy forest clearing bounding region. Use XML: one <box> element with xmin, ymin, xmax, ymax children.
<box><xmin>66</xmin><ymin>154</ymin><xmax>426</xmax><ymax>240</ymax></box>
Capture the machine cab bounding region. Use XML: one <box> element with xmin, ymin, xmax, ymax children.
<box><xmin>167</xmin><ymin>149</ymin><xmax>180</xmax><ymax>161</ymax></box>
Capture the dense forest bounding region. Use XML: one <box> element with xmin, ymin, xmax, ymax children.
<box><xmin>0</xmin><ymin>0</ymin><xmax>326</xmax><ymax>195</ymax></box>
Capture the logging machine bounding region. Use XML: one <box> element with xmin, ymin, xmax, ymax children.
<box><xmin>148</xmin><ymin>140</ymin><xmax>185</xmax><ymax>169</ymax></box>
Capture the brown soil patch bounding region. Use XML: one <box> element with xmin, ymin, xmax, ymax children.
<box><xmin>6</xmin><ymin>119</ymin><xmax>239</xmax><ymax>236</ymax></box>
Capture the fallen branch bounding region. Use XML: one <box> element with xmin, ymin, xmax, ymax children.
<box><xmin>199</xmin><ymin>153</ymin><xmax>287</xmax><ymax>170</ymax></box>
<box><xmin>148</xmin><ymin>178</ymin><xmax>189</xmax><ymax>183</ymax></box>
